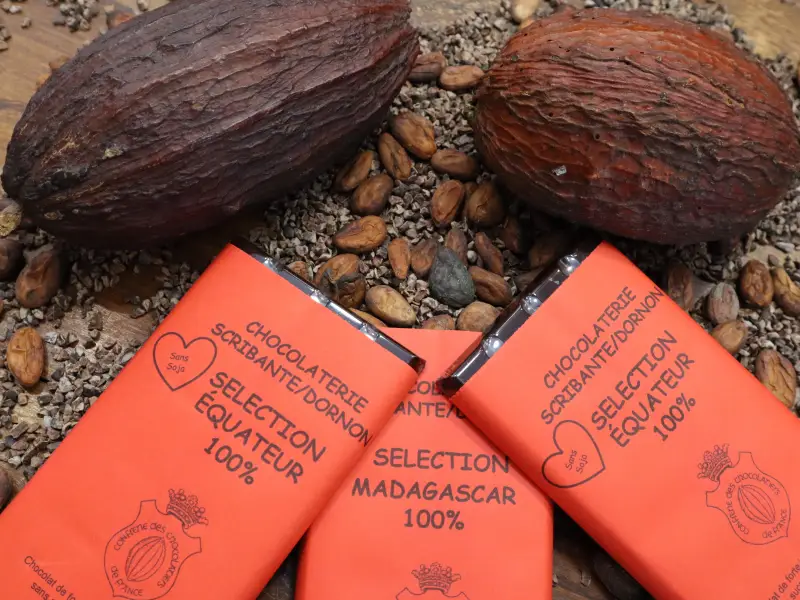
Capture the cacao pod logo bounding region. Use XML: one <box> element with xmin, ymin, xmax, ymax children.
<box><xmin>125</xmin><ymin>536</ymin><xmax>167</xmax><ymax>582</ymax></box>
<box><xmin>700</xmin><ymin>444</ymin><xmax>791</xmax><ymax>546</ymax></box>
<box><xmin>104</xmin><ymin>489</ymin><xmax>207</xmax><ymax>599</ymax></box>
<box><xmin>737</xmin><ymin>485</ymin><xmax>777</xmax><ymax>525</ymax></box>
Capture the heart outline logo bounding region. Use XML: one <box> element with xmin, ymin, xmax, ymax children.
<box><xmin>541</xmin><ymin>420</ymin><xmax>606</xmax><ymax>489</ymax></box>
<box><xmin>152</xmin><ymin>332</ymin><xmax>217</xmax><ymax>392</ymax></box>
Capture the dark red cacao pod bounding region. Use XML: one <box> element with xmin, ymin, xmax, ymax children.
<box><xmin>473</xmin><ymin>9</ymin><xmax>800</xmax><ymax>245</ymax></box>
<box><xmin>1</xmin><ymin>0</ymin><xmax>418</xmax><ymax>249</ymax></box>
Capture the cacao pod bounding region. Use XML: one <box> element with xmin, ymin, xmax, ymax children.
<box><xmin>125</xmin><ymin>536</ymin><xmax>166</xmax><ymax>582</ymax></box>
<box><xmin>473</xmin><ymin>9</ymin><xmax>800</xmax><ymax>245</ymax></box>
<box><xmin>1</xmin><ymin>0</ymin><xmax>419</xmax><ymax>249</ymax></box>
<box><xmin>737</xmin><ymin>484</ymin><xmax>776</xmax><ymax>525</ymax></box>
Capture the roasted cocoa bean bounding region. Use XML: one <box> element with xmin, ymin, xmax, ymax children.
<box><xmin>409</xmin><ymin>52</ymin><xmax>447</xmax><ymax>83</ymax></box>
<box><xmin>378</xmin><ymin>133</ymin><xmax>413</xmax><ymax>181</ymax></box>
<box><xmin>711</xmin><ymin>320</ymin><xmax>749</xmax><ymax>354</ymax></box>
<box><xmin>445</xmin><ymin>228</ymin><xmax>469</xmax><ymax>266</ymax></box>
<box><xmin>365</xmin><ymin>285</ymin><xmax>416</xmax><ymax>327</ymax></box>
<box><xmin>773</xmin><ymin>268</ymin><xmax>800</xmax><ymax>316</ymax></box>
<box><xmin>439</xmin><ymin>65</ymin><xmax>484</xmax><ymax>91</ymax></box>
<box><xmin>431</xmin><ymin>180</ymin><xmax>465</xmax><ymax>227</ymax></box>
<box><xmin>474</xmin><ymin>232</ymin><xmax>503</xmax><ymax>275</ymax></box>
<box><xmin>333</xmin><ymin>216</ymin><xmax>388</xmax><ymax>254</ymax></box>
<box><xmin>469</xmin><ymin>266</ymin><xmax>512</xmax><ymax>306</ymax></box>
<box><xmin>334</xmin><ymin>150</ymin><xmax>376</xmax><ymax>193</ymax></box>
<box><xmin>388</xmin><ymin>238</ymin><xmax>411</xmax><ymax>280</ymax></box>
<box><xmin>528</xmin><ymin>230</ymin><xmax>571</xmax><ymax>269</ymax></box>
<box><xmin>7</xmin><ymin>327</ymin><xmax>45</xmax><ymax>388</ymax></box>
<box><xmin>421</xmin><ymin>314</ymin><xmax>455</xmax><ymax>330</ymax></box>
<box><xmin>15</xmin><ymin>245</ymin><xmax>62</xmax><ymax>309</ymax></box>
<box><xmin>351</xmin><ymin>173</ymin><xmax>393</xmax><ymax>216</ymax></box>
<box><xmin>755</xmin><ymin>349</ymin><xmax>797</xmax><ymax>409</ymax></box>
<box><xmin>430</xmin><ymin>149</ymin><xmax>479</xmax><ymax>181</ymax></box>
<box><xmin>465</xmin><ymin>181</ymin><xmax>505</xmax><ymax>228</ymax></box>
<box><xmin>389</xmin><ymin>112</ymin><xmax>437</xmax><ymax>160</ymax></box>
<box><xmin>706</xmin><ymin>282</ymin><xmax>739</xmax><ymax>325</ymax></box>
<box><xmin>411</xmin><ymin>238</ymin><xmax>439</xmax><ymax>278</ymax></box>
<box><xmin>0</xmin><ymin>238</ymin><xmax>23</xmax><ymax>281</ymax></box>
<box><xmin>738</xmin><ymin>259</ymin><xmax>773</xmax><ymax>307</ymax></box>
<box><xmin>456</xmin><ymin>301</ymin><xmax>499</xmax><ymax>333</ymax></box>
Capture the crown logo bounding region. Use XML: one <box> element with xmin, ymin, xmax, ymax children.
<box><xmin>697</xmin><ymin>444</ymin><xmax>733</xmax><ymax>482</ymax></box>
<box><xmin>412</xmin><ymin>563</ymin><xmax>461</xmax><ymax>594</ymax></box>
<box><xmin>167</xmin><ymin>488</ymin><xmax>208</xmax><ymax>528</ymax></box>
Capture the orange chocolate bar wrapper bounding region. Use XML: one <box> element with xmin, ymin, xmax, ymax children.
<box><xmin>297</xmin><ymin>329</ymin><xmax>553</xmax><ymax>600</ymax></box>
<box><xmin>446</xmin><ymin>241</ymin><xmax>800</xmax><ymax>600</ymax></box>
<box><xmin>0</xmin><ymin>243</ymin><xmax>422</xmax><ymax>600</ymax></box>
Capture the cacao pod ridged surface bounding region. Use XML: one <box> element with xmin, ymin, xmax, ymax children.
<box><xmin>473</xmin><ymin>9</ymin><xmax>800</xmax><ymax>245</ymax></box>
<box><xmin>1</xmin><ymin>0</ymin><xmax>419</xmax><ymax>249</ymax></box>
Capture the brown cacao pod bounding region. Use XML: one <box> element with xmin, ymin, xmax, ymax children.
<box><xmin>473</xmin><ymin>9</ymin><xmax>800</xmax><ymax>245</ymax></box>
<box><xmin>737</xmin><ymin>484</ymin><xmax>776</xmax><ymax>525</ymax></box>
<box><xmin>1</xmin><ymin>0</ymin><xmax>419</xmax><ymax>249</ymax></box>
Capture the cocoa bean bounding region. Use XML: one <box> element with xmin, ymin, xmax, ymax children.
<box><xmin>772</xmin><ymin>268</ymin><xmax>800</xmax><ymax>317</ymax></box>
<box><xmin>431</xmin><ymin>180</ymin><xmax>465</xmax><ymax>227</ymax></box>
<box><xmin>474</xmin><ymin>232</ymin><xmax>503</xmax><ymax>275</ymax></box>
<box><xmin>500</xmin><ymin>215</ymin><xmax>527</xmax><ymax>255</ymax></box>
<box><xmin>389</xmin><ymin>112</ymin><xmax>437</xmax><ymax>160</ymax></box>
<box><xmin>445</xmin><ymin>228</ymin><xmax>468</xmax><ymax>266</ymax></box>
<box><xmin>706</xmin><ymin>283</ymin><xmax>739</xmax><ymax>325</ymax></box>
<box><xmin>528</xmin><ymin>230</ymin><xmax>571</xmax><ymax>269</ymax></box>
<box><xmin>0</xmin><ymin>467</ymin><xmax>10</xmax><ymax>511</ymax></box>
<box><xmin>738</xmin><ymin>259</ymin><xmax>773</xmax><ymax>307</ymax></box>
<box><xmin>514</xmin><ymin>268</ymin><xmax>544</xmax><ymax>293</ymax></box>
<box><xmin>465</xmin><ymin>181</ymin><xmax>505</xmax><ymax>228</ymax></box>
<box><xmin>15</xmin><ymin>245</ymin><xmax>62</xmax><ymax>309</ymax></box>
<box><xmin>351</xmin><ymin>309</ymin><xmax>387</xmax><ymax>329</ymax></box>
<box><xmin>666</xmin><ymin>261</ymin><xmax>695</xmax><ymax>311</ymax></box>
<box><xmin>388</xmin><ymin>238</ymin><xmax>411</xmax><ymax>280</ymax></box>
<box><xmin>333</xmin><ymin>216</ymin><xmax>387</xmax><ymax>254</ymax></box>
<box><xmin>365</xmin><ymin>285</ymin><xmax>416</xmax><ymax>327</ymax></box>
<box><xmin>351</xmin><ymin>173</ymin><xmax>393</xmax><ymax>216</ymax></box>
<box><xmin>314</xmin><ymin>254</ymin><xmax>365</xmax><ymax>308</ymax></box>
<box><xmin>0</xmin><ymin>198</ymin><xmax>22</xmax><ymax>237</ymax></box>
<box><xmin>314</xmin><ymin>254</ymin><xmax>360</xmax><ymax>286</ymax></box>
<box><xmin>0</xmin><ymin>462</ymin><xmax>24</xmax><ymax>511</ymax></box>
<box><xmin>333</xmin><ymin>150</ymin><xmax>375</xmax><ymax>192</ymax></box>
<box><xmin>430</xmin><ymin>149</ymin><xmax>479</xmax><ymax>181</ymax></box>
<box><xmin>456</xmin><ymin>301</ymin><xmax>499</xmax><ymax>333</ymax></box>
<box><xmin>463</xmin><ymin>182</ymin><xmax>478</xmax><ymax>199</ymax></box>
<box><xmin>711</xmin><ymin>320</ymin><xmax>749</xmax><ymax>354</ymax></box>
<box><xmin>378</xmin><ymin>133</ymin><xmax>413</xmax><ymax>181</ymax></box>
<box><xmin>409</xmin><ymin>52</ymin><xmax>447</xmax><ymax>83</ymax></box>
<box><xmin>411</xmin><ymin>238</ymin><xmax>439</xmax><ymax>278</ymax></box>
<box><xmin>48</xmin><ymin>55</ymin><xmax>70</xmax><ymax>73</ymax></box>
<box><xmin>439</xmin><ymin>65</ymin><xmax>484</xmax><ymax>91</ymax></box>
<box><xmin>469</xmin><ymin>266</ymin><xmax>512</xmax><ymax>306</ymax></box>
<box><xmin>0</xmin><ymin>238</ymin><xmax>23</xmax><ymax>281</ymax></box>
<box><xmin>755</xmin><ymin>349</ymin><xmax>797</xmax><ymax>409</ymax></box>
<box><xmin>287</xmin><ymin>261</ymin><xmax>311</xmax><ymax>282</ymax></box>
<box><xmin>421</xmin><ymin>315</ymin><xmax>455</xmax><ymax>330</ymax></box>
<box><xmin>7</xmin><ymin>327</ymin><xmax>45</xmax><ymax>388</ymax></box>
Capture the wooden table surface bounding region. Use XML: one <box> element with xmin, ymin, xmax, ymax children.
<box><xmin>1</xmin><ymin>1</ymin><xmax>799</xmax><ymax>598</ymax></box>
